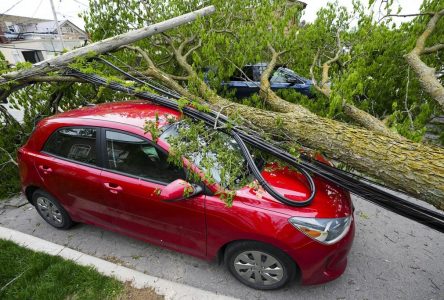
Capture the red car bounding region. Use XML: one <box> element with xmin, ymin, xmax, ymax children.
<box><xmin>17</xmin><ymin>100</ymin><xmax>354</xmax><ymax>290</ymax></box>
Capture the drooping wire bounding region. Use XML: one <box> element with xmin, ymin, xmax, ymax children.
<box><xmin>102</xmin><ymin>53</ymin><xmax>182</xmax><ymax>99</ymax></box>
<box><xmin>65</xmin><ymin>66</ymin><xmax>444</xmax><ymax>233</ymax></box>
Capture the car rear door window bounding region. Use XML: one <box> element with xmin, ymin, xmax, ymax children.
<box><xmin>43</xmin><ymin>127</ymin><xmax>97</xmax><ymax>165</ymax></box>
<box><xmin>105</xmin><ymin>130</ymin><xmax>185</xmax><ymax>183</ymax></box>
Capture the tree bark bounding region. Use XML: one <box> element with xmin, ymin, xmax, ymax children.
<box><xmin>148</xmin><ymin>43</ymin><xmax>444</xmax><ymax>210</ymax></box>
<box><xmin>223</xmin><ymin>102</ymin><xmax>444</xmax><ymax>210</ymax></box>
<box><xmin>405</xmin><ymin>9</ymin><xmax>444</xmax><ymax>109</ymax></box>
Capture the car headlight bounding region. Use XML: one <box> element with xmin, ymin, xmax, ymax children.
<box><xmin>289</xmin><ymin>216</ymin><xmax>352</xmax><ymax>245</ymax></box>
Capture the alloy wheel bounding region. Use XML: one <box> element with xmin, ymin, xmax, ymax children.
<box><xmin>36</xmin><ymin>196</ymin><xmax>64</xmax><ymax>226</ymax></box>
<box><xmin>233</xmin><ymin>250</ymin><xmax>284</xmax><ymax>287</ymax></box>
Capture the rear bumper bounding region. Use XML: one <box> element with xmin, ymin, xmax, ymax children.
<box><xmin>287</xmin><ymin>218</ymin><xmax>355</xmax><ymax>285</ymax></box>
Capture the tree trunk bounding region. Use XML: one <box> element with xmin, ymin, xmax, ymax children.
<box><xmin>160</xmin><ymin>44</ymin><xmax>444</xmax><ymax>210</ymax></box>
<box><xmin>222</xmin><ymin>102</ymin><xmax>444</xmax><ymax>210</ymax></box>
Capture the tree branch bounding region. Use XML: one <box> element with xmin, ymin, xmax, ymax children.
<box><xmin>123</xmin><ymin>45</ymin><xmax>155</xmax><ymax>67</ymax></box>
<box><xmin>258</xmin><ymin>45</ymin><xmax>296</xmax><ymax>113</ymax></box>
<box><xmin>0</xmin><ymin>146</ymin><xmax>18</xmax><ymax>167</ymax></box>
<box><xmin>309</xmin><ymin>32</ymin><xmax>402</xmax><ymax>139</ymax></box>
<box><xmin>25</xmin><ymin>76</ymin><xmax>85</xmax><ymax>83</ymax></box>
<box><xmin>386</xmin><ymin>12</ymin><xmax>435</xmax><ymax>18</ymax></box>
<box><xmin>178</xmin><ymin>35</ymin><xmax>195</xmax><ymax>55</ymax></box>
<box><xmin>321</xmin><ymin>31</ymin><xmax>342</xmax><ymax>88</ymax></box>
<box><xmin>413</xmin><ymin>9</ymin><xmax>444</xmax><ymax>55</ymax></box>
<box><xmin>309</xmin><ymin>48</ymin><xmax>327</xmax><ymax>96</ymax></box>
<box><xmin>184</xmin><ymin>38</ymin><xmax>202</xmax><ymax>59</ymax></box>
<box><xmin>0</xmin><ymin>105</ymin><xmax>23</xmax><ymax>130</ymax></box>
<box><xmin>422</xmin><ymin>43</ymin><xmax>444</xmax><ymax>54</ymax></box>
<box><xmin>405</xmin><ymin>9</ymin><xmax>444</xmax><ymax>109</ymax></box>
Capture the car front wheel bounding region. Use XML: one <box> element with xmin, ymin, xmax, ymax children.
<box><xmin>225</xmin><ymin>241</ymin><xmax>296</xmax><ymax>290</ymax></box>
<box><xmin>32</xmin><ymin>189</ymin><xmax>73</xmax><ymax>230</ymax></box>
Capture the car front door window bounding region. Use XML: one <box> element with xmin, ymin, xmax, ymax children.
<box><xmin>105</xmin><ymin>130</ymin><xmax>185</xmax><ymax>183</ymax></box>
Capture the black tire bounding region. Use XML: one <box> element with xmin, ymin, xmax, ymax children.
<box><xmin>225</xmin><ymin>241</ymin><xmax>296</xmax><ymax>290</ymax></box>
<box><xmin>32</xmin><ymin>189</ymin><xmax>73</xmax><ymax>230</ymax></box>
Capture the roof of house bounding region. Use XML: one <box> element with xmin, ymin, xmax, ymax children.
<box><xmin>0</xmin><ymin>14</ymin><xmax>50</xmax><ymax>25</ymax></box>
<box><xmin>0</xmin><ymin>15</ymin><xmax>86</xmax><ymax>36</ymax></box>
<box><xmin>34</xmin><ymin>20</ymin><xmax>86</xmax><ymax>34</ymax></box>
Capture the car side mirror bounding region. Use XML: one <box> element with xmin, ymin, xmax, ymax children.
<box><xmin>160</xmin><ymin>179</ymin><xmax>203</xmax><ymax>202</ymax></box>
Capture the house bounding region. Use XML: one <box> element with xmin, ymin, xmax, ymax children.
<box><xmin>0</xmin><ymin>14</ymin><xmax>88</xmax><ymax>65</ymax></box>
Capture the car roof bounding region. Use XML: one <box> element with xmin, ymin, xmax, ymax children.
<box><xmin>45</xmin><ymin>100</ymin><xmax>182</xmax><ymax>129</ymax></box>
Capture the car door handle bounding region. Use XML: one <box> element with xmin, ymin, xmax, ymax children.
<box><xmin>38</xmin><ymin>165</ymin><xmax>53</xmax><ymax>174</ymax></box>
<box><xmin>104</xmin><ymin>183</ymin><xmax>123</xmax><ymax>194</ymax></box>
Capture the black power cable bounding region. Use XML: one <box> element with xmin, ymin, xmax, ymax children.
<box><xmin>92</xmin><ymin>57</ymin><xmax>317</xmax><ymax>205</ymax></box>
<box><xmin>66</xmin><ymin>69</ymin><xmax>317</xmax><ymax>206</ymax></box>
<box><xmin>232</xmin><ymin>131</ymin><xmax>315</xmax><ymax>206</ymax></box>
<box><xmin>66</xmin><ymin>68</ymin><xmax>444</xmax><ymax>233</ymax></box>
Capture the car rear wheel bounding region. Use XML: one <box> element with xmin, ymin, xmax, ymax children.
<box><xmin>32</xmin><ymin>190</ymin><xmax>73</xmax><ymax>230</ymax></box>
<box><xmin>225</xmin><ymin>241</ymin><xmax>296</xmax><ymax>290</ymax></box>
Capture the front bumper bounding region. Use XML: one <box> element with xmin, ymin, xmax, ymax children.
<box><xmin>287</xmin><ymin>217</ymin><xmax>355</xmax><ymax>285</ymax></box>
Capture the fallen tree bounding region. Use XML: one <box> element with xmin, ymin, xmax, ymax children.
<box><xmin>121</xmin><ymin>35</ymin><xmax>444</xmax><ymax>209</ymax></box>
<box><xmin>0</xmin><ymin>1</ymin><xmax>443</xmax><ymax>210</ymax></box>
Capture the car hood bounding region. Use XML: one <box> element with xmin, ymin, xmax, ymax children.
<box><xmin>236</xmin><ymin>163</ymin><xmax>352</xmax><ymax>219</ymax></box>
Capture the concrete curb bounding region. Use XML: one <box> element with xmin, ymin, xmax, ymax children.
<box><xmin>0</xmin><ymin>226</ymin><xmax>237</xmax><ymax>300</ymax></box>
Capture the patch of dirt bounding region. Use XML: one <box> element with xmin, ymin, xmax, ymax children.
<box><xmin>115</xmin><ymin>282</ymin><xmax>164</xmax><ymax>300</ymax></box>
<box><xmin>102</xmin><ymin>255</ymin><xmax>129</xmax><ymax>267</ymax></box>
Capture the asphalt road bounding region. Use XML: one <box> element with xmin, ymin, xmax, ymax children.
<box><xmin>1</xmin><ymin>194</ymin><xmax>443</xmax><ymax>300</ymax></box>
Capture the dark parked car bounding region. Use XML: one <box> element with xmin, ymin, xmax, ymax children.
<box><xmin>222</xmin><ymin>63</ymin><xmax>313</xmax><ymax>98</ymax></box>
<box><xmin>18</xmin><ymin>101</ymin><xmax>354</xmax><ymax>290</ymax></box>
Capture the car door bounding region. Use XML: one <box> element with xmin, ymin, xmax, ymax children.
<box><xmin>99</xmin><ymin>129</ymin><xmax>207</xmax><ymax>257</ymax></box>
<box><xmin>39</xmin><ymin>127</ymin><xmax>113</xmax><ymax>226</ymax></box>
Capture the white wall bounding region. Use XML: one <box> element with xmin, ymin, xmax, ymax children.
<box><xmin>1</xmin><ymin>39</ymin><xmax>84</xmax><ymax>65</ymax></box>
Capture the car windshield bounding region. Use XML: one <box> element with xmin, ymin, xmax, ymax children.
<box><xmin>271</xmin><ymin>67</ymin><xmax>303</xmax><ymax>84</ymax></box>
<box><xmin>160</xmin><ymin>122</ymin><xmax>263</xmax><ymax>188</ymax></box>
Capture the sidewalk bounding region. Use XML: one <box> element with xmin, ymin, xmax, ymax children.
<box><xmin>0</xmin><ymin>226</ymin><xmax>237</xmax><ymax>300</ymax></box>
<box><xmin>1</xmin><ymin>195</ymin><xmax>443</xmax><ymax>299</ymax></box>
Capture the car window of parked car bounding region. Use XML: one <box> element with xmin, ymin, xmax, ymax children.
<box><xmin>271</xmin><ymin>68</ymin><xmax>304</xmax><ymax>84</ymax></box>
<box><xmin>105</xmin><ymin>130</ymin><xmax>186</xmax><ymax>183</ymax></box>
<box><xmin>230</xmin><ymin>66</ymin><xmax>255</xmax><ymax>82</ymax></box>
<box><xmin>43</xmin><ymin>127</ymin><xmax>97</xmax><ymax>165</ymax></box>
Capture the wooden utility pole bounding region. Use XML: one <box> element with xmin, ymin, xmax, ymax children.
<box><xmin>0</xmin><ymin>6</ymin><xmax>216</xmax><ymax>82</ymax></box>
<box><xmin>49</xmin><ymin>0</ymin><xmax>66</xmax><ymax>50</ymax></box>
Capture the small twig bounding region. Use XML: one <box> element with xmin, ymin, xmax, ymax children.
<box><xmin>0</xmin><ymin>267</ymin><xmax>30</xmax><ymax>293</ymax></box>
<box><xmin>214</xmin><ymin>104</ymin><xmax>235</xmax><ymax>129</ymax></box>
<box><xmin>404</xmin><ymin>67</ymin><xmax>414</xmax><ymax>130</ymax></box>
<box><xmin>184</xmin><ymin>39</ymin><xmax>202</xmax><ymax>59</ymax></box>
<box><xmin>385</xmin><ymin>12</ymin><xmax>435</xmax><ymax>18</ymax></box>
<box><xmin>0</xmin><ymin>147</ymin><xmax>18</xmax><ymax>167</ymax></box>
<box><xmin>422</xmin><ymin>43</ymin><xmax>444</xmax><ymax>55</ymax></box>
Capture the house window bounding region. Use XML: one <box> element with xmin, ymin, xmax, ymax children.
<box><xmin>7</xmin><ymin>25</ymin><xmax>15</xmax><ymax>33</ymax></box>
<box><xmin>21</xmin><ymin>50</ymin><xmax>44</xmax><ymax>63</ymax></box>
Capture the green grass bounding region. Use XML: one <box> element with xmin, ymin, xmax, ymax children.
<box><xmin>0</xmin><ymin>239</ymin><xmax>123</xmax><ymax>300</ymax></box>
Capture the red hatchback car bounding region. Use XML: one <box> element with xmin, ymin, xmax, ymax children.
<box><xmin>18</xmin><ymin>101</ymin><xmax>354</xmax><ymax>290</ymax></box>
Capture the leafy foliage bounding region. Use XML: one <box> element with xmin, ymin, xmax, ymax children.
<box><xmin>1</xmin><ymin>0</ymin><xmax>443</xmax><ymax>201</ymax></box>
<box><xmin>163</xmin><ymin>119</ymin><xmax>254</xmax><ymax>206</ymax></box>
